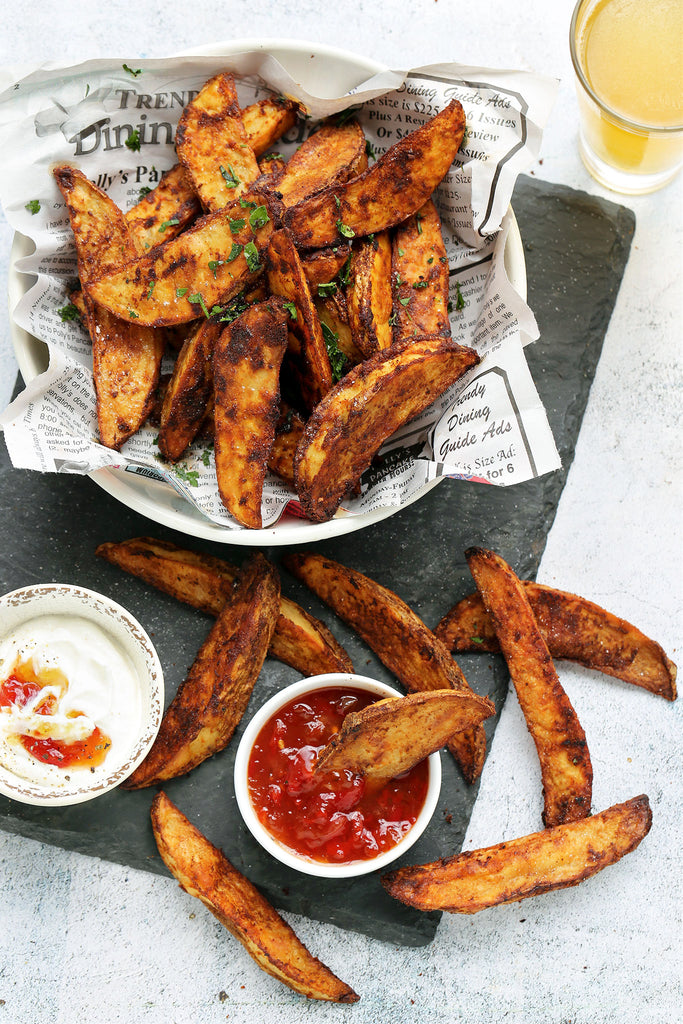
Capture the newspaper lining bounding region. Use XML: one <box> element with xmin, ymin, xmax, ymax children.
<box><xmin>0</xmin><ymin>53</ymin><xmax>561</xmax><ymax>531</ymax></box>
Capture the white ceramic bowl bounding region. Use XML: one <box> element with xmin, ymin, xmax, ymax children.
<box><xmin>0</xmin><ymin>583</ymin><xmax>164</xmax><ymax>806</ymax></box>
<box><xmin>234</xmin><ymin>673</ymin><xmax>442</xmax><ymax>878</ymax></box>
<box><xmin>7</xmin><ymin>40</ymin><xmax>527</xmax><ymax>547</ymax></box>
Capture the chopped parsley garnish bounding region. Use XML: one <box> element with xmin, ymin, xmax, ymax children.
<box><xmin>125</xmin><ymin>129</ymin><xmax>141</xmax><ymax>152</ymax></box>
<box><xmin>416</xmin><ymin>212</ymin><xmax>423</xmax><ymax>235</ymax></box>
<box><xmin>321</xmin><ymin>322</ymin><xmax>347</xmax><ymax>382</ymax></box>
<box><xmin>317</xmin><ymin>282</ymin><xmax>337</xmax><ymax>297</ymax></box>
<box><xmin>261</xmin><ymin>152</ymin><xmax>283</xmax><ymax>162</ymax></box>
<box><xmin>336</xmin><ymin>218</ymin><xmax>355</xmax><ymax>239</ymax></box>
<box><xmin>158</xmin><ymin>217</ymin><xmax>179</xmax><ymax>233</ymax></box>
<box><xmin>138</xmin><ymin>186</ymin><xmax>152</xmax><ymax>197</ymax></box>
<box><xmin>217</xmin><ymin>292</ymin><xmax>249</xmax><ymax>324</ymax></box>
<box><xmin>25</xmin><ymin>199</ymin><xmax>41</xmax><ymax>215</ymax></box>
<box><xmin>399</xmin><ymin>297</ymin><xmax>411</xmax><ymax>307</ymax></box>
<box><xmin>244</xmin><ymin>241</ymin><xmax>261</xmax><ymax>272</ymax></box>
<box><xmin>57</xmin><ymin>303</ymin><xmax>80</xmax><ymax>322</ymax></box>
<box><xmin>338</xmin><ymin>256</ymin><xmax>352</xmax><ymax>287</ymax></box>
<box><xmin>173</xmin><ymin>465</ymin><xmax>199</xmax><ymax>487</ymax></box>
<box><xmin>427</xmin><ymin>256</ymin><xmax>434</xmax><ymax>264</ymax></box>
<box><xmin>283</xmin><ymin>301</ymin><xmax>297</xmax><ymax>320</ymax></box>
<box><xmin>413</xmin><ymin>281</ymin><xmax>428</xmax><ymax>289</ymax></box>
<box><xmin>336</xmin><ymin>106</ymin><xmax>359</xmax><ymax>127</ymax></box>
<box><xmin>188</xmin><ymin>292</ymin><xmax>210</xmax><ymax>318</ymax></box>
<box><xmin>398</xmin><ymin>247</ymin><xmax>405</xmax><ymax>257</ymax></box>
<box><xmin>128</xmin><ymin>309</ymin><xmax>140</xmax><ymax>319</ymax></box>
<box><xmin>146</xmin><ymin>280</ymin><xmax>156</xmax><ymax>299</ymax></box>
<box><xmin>471</xmin><ymin>636</ymin><xmax>484</xmax><ymax>645</ymax></box>
<box><xmin>334</xmin><ymin>195</ymin><xmax>341</xmax><ymax>209</ymax></box>
<box><xmin>248</xmin><ymin>205</ymin><xmax>270</xmax><ymax>230</ymax></box>
<box><xmin>454</xmin><ymin>281</ymin><xmax>466</xmax><ymax>311</ymax></box>
<box><xmin>365</xmin><ymin>140</ymin><xmax>376</xmax><ymax>160</ymax></box>
<box><xmin>226</xmin><ymin>242</ymin><xmax>243</xmax><ymax>263</ymax></box>
<box><xmin>123</xmin><ymin>64</ymin><xmax>142</xmax><ymax>77</ymax></box>
<box><xmin>220</xmin><ymin>164</ymin><xmax>240</xmax><ymax>189</ymax></box>
<box><xmin>208</xmin><ymin>260</ymin><xmax>224</xmax><ymax>279</ymax></box>
<box><xmin>228</xmin><ymin>217</ymin><xmax>246</xmax><ymax>234</ymax></box>
<box><xmin>176</xmin><ymin>287</ymin><xmax>188</xmax><ymax>298</ymax></box>
<box><xmin>239</xmin><ymin>198</ymin><xmax>257</xmax><ymax>209</ymax></box>
<box><xmin>388</xmin><ymin>310</ymin><xmax>399</xmax><ymax>327</ymax></box>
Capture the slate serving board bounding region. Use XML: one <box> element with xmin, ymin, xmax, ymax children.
<box><xmin>0</xmin><ymin>176</ymin><xmax>634</xmax><ymax>947</ymax></box>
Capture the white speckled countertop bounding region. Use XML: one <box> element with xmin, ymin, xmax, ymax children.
<box><xmin>0</xmin><ymin>2</ymin><xmax>681</xmax><ymax>1022</ymax></box>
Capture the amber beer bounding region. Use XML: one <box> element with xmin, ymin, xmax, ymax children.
<box><xmin>570</xmin><ymin>0</ymin><xmax>683</xmax><ymax>193</ymax></box>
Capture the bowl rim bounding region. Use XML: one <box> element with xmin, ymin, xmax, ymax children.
<box><xmin>0</xmin><ymin>582</ymin><xmax>164</xmax><ymax>806</ymax></box>
<box><xmin>233</xmin><ymin>672</ymin><xmax>442</xmax><ymax>879</ymax></box>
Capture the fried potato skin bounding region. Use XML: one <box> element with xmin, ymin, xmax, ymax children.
<box><xmin>213</xmin><ymin>300</ymin><xmax>289</xmax><ymax>528</ymax></box>
<box><xmin>151</xmin><ymin>792</ymin><xmax>359</xmax><ymax>1003</ymax></box>
<box><xmin>391</xmin><ymin>199</ymin><xmax>451</xmax><ymax>342</ymax></box>
<box><xmin>283</xmin><ymin>551</ymin><xmax>489</xmax><ymax>783</ymax></box>
<box><xmin>346</xmin><ymin>231</ymin><xmax>393</xmax><ymax>357</ymax></box>
<box><xmin>125</xmin><ymin>164</ymin><xmax>201</xmax><ymax>251</ymax></box>
<box><xmin>435</xmin><ymin>582</ymin><xmax>677</xmax><ymax>701</ymax></box>
<box><xmin>381</xmin><ymin>795</ymin><xmax>652</xmax><ymax>914</ymax></box>
<box><xmin>275</xmin><ymin>121</ymin><xmax>368</xmax><ymax>209</ymax></box>
<box><xmin>95</xmin><ymin>537</ymin><xmax>353</xmax><ymax>676</ymax></box>
<box><xmin>315</xmin><ymin>689</ymin><xmax>494</xmax><ymax>778</ymax></box>
<box><xmin>158</xmin><ymin>318</ymin><xmax>222</xmax><ymax>461</ymax></box>
<box><xmin>283</xmin><ymin>100</ymin><xmax>466</xmax><ymax>248</ymax></box>
<box><xmin>466</xmin><ymin>547</ymin><xmax>593</xmax><ymax>827</ymax></box>
<box><xmin>293</xmin><ymin>335</ymin><xmax>479</xmax><ymax>522</ymax></box>
<box><xmin>124</xmin><ymin>552</ymin><xmax>279</xmax><ymax>788</ymax></box>
<box><xmin>241</xmin><ymin>96</ymin><xmax>299</xmax><ymax>157</ymax></box>
<box><xmin>268</xmin><ymin>405</ymin><xmax>306</xmax><ymax>488</ymax></box>
<box><xmin>301</xmin><ymin>247</ymin><xmax>351</xmax><ymax>288</ymax></box>
<box><xmin>176</xmin><ymin>73</ymin><xmax>260</xmax><ymax>212</ymax></box>
<box><xmin>87</xmin><ymin>191</ymin><xmax>277</xmax><ymax>327</ymax></box>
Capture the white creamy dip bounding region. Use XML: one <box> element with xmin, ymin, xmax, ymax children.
<box><xmin>0</xmin><ymin>614</ymin><xmax>143</xmax><ymax>785</ymax></box>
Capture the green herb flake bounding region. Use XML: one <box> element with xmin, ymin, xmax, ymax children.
<box><xmin>317</xmin><ymin>282</ymin><xmax>337</xmax><ymax>298</ymax></box>
<box><xmin>57</xmin><ymin>303</ymin><xmax>80</xmax><ymax>322</ymax></box>
<box><xmin>261</xmin><ymin>152</ymin><xmax>283</xmax><ymax>162</ymax></box>
<box><xmin>399</xmin><ymin>297</ymin><xmax>411</xmax><ymax>307</ymax></box>
<box><xmin>219</xmin><ymin>164</ymin><xmax>240</xmax><ymax>189</ymax></box>
<box><xmin>25</xmin><ymin>199</ymin><xmax>41</xmax><ymax>215</ymax></box>
<box><xmin>146</xmin><ymin>280</ymin><xmax>156</xmax><ymax>299</ymax></box>
<box><xmin>228</xmin><ymin>217</ymin><xmax>246</xmax><ymax>234</ymax></box>
<box><xmin>283</xmin><ymin>301</ymin><xmax>298</xmax><ymax>320</ymax></box>
<box><xmin>243</xmin><ymin>241</ymin><xmax>261</xmax><ymax>273</ymax></box>
<box><xmin>248</xmin><ymin>205</ymin><xmax>270</xmax><ymax>230</ymax></box>
<box><xmin>365</xmin><ymin>140</ymin><xmax>376</xmax><ymax>160</ymax></box>
<box><xmin>336</xmin><ymin>219</ymin><xmax>355</xmax><ymax>239</ymax></box>
<box><xmin>188</xmin><ymin>292</ymin><xmax>210</xmax><ymax>318</ymax></box>
<box><xmin>208</xmin><ymin>259</ymin><xmax>224</xmax><ymax>279</ymax></box>
<box><xmin>321</xmin><ymin>322</ymin><xmax>347</xmax><ymax>382</ymax></box>
<box><xmin>200</xmin><ymin>448</ymin><xmax>212</xmax><ymax>467</ymax></box>
<box><xmin>398</xmin><ymin>247</ymin><xmax>405</xmax><ymax>257</ymax></box>
<box><xmin>226</xmin><ymin>242</ymin><xmax>243</xmax><ymax>263</ymax></box>
<box><xmin>413</xmin><ymin>281</ymin><xmax>428</xmax><ymax>289</ymax></box>
<box><xmin>217</xmin><ymin>292</ymin><xmax>249</xmax><ymax>324</ymax></box>
<box><xmin>427</xmin><ymin>256</ymin><xmax>434</xmax><ymax>264</ymax></box>
<box><xmin>334</xmin><ymin>194</ymin><xmax>341</xmax><ymax>209</ymax></box>
<box><xmin>454</xmin><ymin>281</ymin><xmax>466</xmax><ymax>311</ymax></box>
<box><xmin>138</xmin><ymin>186</ymin><xmax>152</xmax><ymax>197</ymax></box>
<box><xmin>388</xmin><ymin>310</ymin><xmax>399</xmax><ymax>327</ymax></box>
<box><xmin>125</xmin><ymin>128</ymin><xmax>141</xmax><ymax>152</ymax></box>
<box><xmin>471</xmin><ymin>636</ymin><xmax>484</xmax><ymax>645</ymax></box>
<box><xmin>338</xmin><ymin>257</ymin><xmax>352</xmax><ymax>287</ymax></box>
<box><xmin>416</xmin><ymin>212</ymin><xmax>423</xmax><ymax>235</ymax></box>
<box><xmin>128</xmin><ymin>309</ymin><xmax>140</xmax><ymax>319</ymax></box>
<box><xmin>174</xmin><ymin>465</ymin><xmax>199</xmax><ymax>487</ymax></box>
<box><xmin>158</xmin><ymin>217</ymin><xmax>180</xmax><ymax>233</ymax></box>
<box><xmin>176</xmin><ymin>287</ymin><xmax>188</xmax><ymax>298</ymax></box>
<box><xmin>239</xmin><ymin>198</ymin><xmax>257</xmax><ymax>209</ymax></box>
<box><xmin>123</xmin><ymin>64</ymin><xmax>142</xmax><ymax>77</ymax></box>
<box><xmin>336</xmin><ymin>106</ymin><xmax>359</xmax><ymax>127</ymax></box>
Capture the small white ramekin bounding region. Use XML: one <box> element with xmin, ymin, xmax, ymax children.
<box><xmin>0</xmin><ymin>583</ymin><xmax>164</xmax><ymax>806</ymax></box>
<box><xmin>234</xmin><ymin>673</ymin><xmax>442</xmax><ymax>878</ymax></box>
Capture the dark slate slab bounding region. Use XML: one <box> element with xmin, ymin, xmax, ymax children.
<box><xmin>0</xmin><ymin>176</ymin><xmax>634</xmax><ymax>947</ymax></box>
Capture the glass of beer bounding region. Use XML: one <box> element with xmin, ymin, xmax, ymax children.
<box><xmin>570</xmin><ymin>0</ymin><xmax>683</xmax><ymax>194</ymax></box>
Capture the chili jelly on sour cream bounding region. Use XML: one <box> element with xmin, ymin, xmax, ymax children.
<box><xmin>0</xmin><ymin>615</ymin><xmax>142</xmax><ymax>786</ymax></box>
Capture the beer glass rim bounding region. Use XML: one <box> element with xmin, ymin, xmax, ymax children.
<box><xmin>570</xmin><ymin>0</ymin><xmax>683</xmax><ymax>135</ymax></box>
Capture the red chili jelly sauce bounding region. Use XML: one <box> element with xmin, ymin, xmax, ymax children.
<box><xmin>0</xmin><ymin>660</ymin><xmax>110</xmax><ymax>769</ymax></box>
<box><xmin>247</xmin><ymin>686</ymin><xmax>430</xmax><ymax>864</ymax></box>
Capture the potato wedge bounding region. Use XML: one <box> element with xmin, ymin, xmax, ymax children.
<box><xmin>391</xmin><ymin>199</ymin><xmax>451</xmax><ymax>342</ymax></box>
<box><xmin>275</xmin><ymin>120</ymin><xmax>367</xmax><ymax>209</ymax></box>
<box><xmin>315</xmin><ymin>689</ymin><xmax>494</xmax><ymax>778</ymax></box>
<box><xmin>381</xmin><ymin>794</ymin><xmax>652</xmax><ymax>914</ymax></box>
<box><xmin>240</xmin><ymin>96</ymin><xmax>299</xmax><ymax>157</ymax></box>
<box><xmin>267</xmin><ymin>228</ymin><xmax>333</xmax><ymax>411</ymax></box>
<box><xmin>283</xmin><ymin>100</ymin><xmax>466</xmax><ymax>248</ymax></box>
<box><xmin>125</xmin><ymin>164</ymin><xmax>201</xmax><ymax>251</ymax></box>
<box><xmin>293</xmin><ymin>335</ymin><xmax>479</xmax><ymax>522</ymax></box>
<box><xmin>283</xmin><ymin>552</ymin><xmax>489</xmax><ymax>783</ymax></box>
<box><xmin>346</xmin><ymin>231</ymin><xmax>393</xmax><ymax>357</ymax></box>
<box><xmin>213</xmin><ymin>300</ymin><xmax>289</xmax><ymax>528</ymax></box>
<box><xmin>434</xmin><ymin>582</ymin><xmax>678</xmax><ymax>701</ymax></box>
<box><xmin>465</xmin><ymin>547</ymin><xmax>592</xmax><ymax>827</ymax></box>
<box><xmin>301</xmin><ymin>247</ymin><xmax>351</xmax><ymax>288</ymax></box>
<box><xmin>124</xmin><ymin>552</ymin><xmax>279</xmax><ymax>788</ymax></box>
<box><xmin>95</xmin><ymin>537</ymin><xmax>353</xmax><ymax>676</ymax></box>
<box><xmin>268</xmin><ymin>404</ymin><xmax>307</xmax><ymax>488</ymax></box>
<box><xmin>54</xmin><ymin>165</ymin><xmax>164</xmax><ymax>449</ymax></box>
<box><xmin>158</xmin><ymin>318</ymin><xmax>223</xmax><ymax>461</ymax></box>
<box><xmin>176</xmin><ymin>73</ymin><xmax>260</xmax><ymax>212</ymax></box>
<box><xmin>315</xmin><ymin>293</ymin><xmax>363</xmax><ymax>368</ymax></box>
<box><xmin>87</xmin><ymin>190</ymin><xmax>277</xmax><ymax>327</ymax></box>
<box><xmin>151</xmin><ymin>792</ymin><xmax>358</xmax><ymax>1002</ymax></box>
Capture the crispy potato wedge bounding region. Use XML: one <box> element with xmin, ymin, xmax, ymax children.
<box><xmin>274</xmin><ymin>121</ymin><xmax>367</xmax><ymax>210</ymax></box>
<box><xmin>466</xmin><ymin>548</ymin><xmax>593</xmax><ymax>827</ymax></box>
<box><xmin>301</xmin><ymin>247</ymin><xmax>351</xmax><ymax>288</ymax></box>
<box><xmin>381</xmin><ymin>794</ymin><xmax>652</xmax><ymax>914</ymax></box>
<box><xmin>95</xmin><ymin>537</ymin><xmax>353</xmax><ymax>676</ymax></box>
<box><xmin>87</xmin><ymin>190</ymin><xmax>277</xmax><ymax>327</ymax></box>
<box><xmin>258</xmin><ymin>154</ymin><xmax>286</xmax><ymax>179</ymax></box>
<box><xmin>54</xmin><ymin>165</ymin><xmax>164</xmax><ymax>449</ymax></box>
<box><xmin>293</xmin><ymin>335</ymin><xmax>479</xmax><ymax>522</ymax></box>
<box><xmin>315</xmin><ymin>293</ymin><xmax>363</xmax><ymax>368</ymax></box>
<box><xmin>176</xmin><ymin>73</ymin><xmax>260</xmax><ymax>212</ymax></box>
<box><xmin>213</xmin><ymin>300</ymin><xmax>289</xmax><ymax>529</ymax></box>
<box><xmin>391</xmin><ymin>199</ymin><xmax>451</xmax><ymax>342</ymax></box>
<box><xmin>435</xmin><ymin>582</ymin><xmax>678</xmax><ymax>701</ymax></box>
<box><xmin>158</xmin><ymin>318</ymin><xmax>223</xmax><ymax>461</ymax></box>
<box><xmin>268</xmin><ymin>404</ymin><xmax>307</xmax><ymax>488</ymax></box>
<box><xmin>125</xmin><ymin>164</ymin><xmax>201</xmax><ymax>251</ymax></box>
<box><xmin>124</xmin><ymin>552</ymin><xmax>279</xmax><ymax>788</ymax></box>
<box><xmin>346</xmin><ymin>231</ymin><xmax>393</xmax><ymax>357</ymax></box>
<box><xmin>283</xmin><ymin>552</ymin><xmax>489</xmax><ymax>783</ymax></box>
<box><xmin>283</xmin><ymin>100</ymin><xmax>466</xmax><ymax>249</ymax></box>
<box><xmin>241</xmin><ymin>96</ymin><xmax>299</xmax><ymax>158</ymax></box>
<box><xmin>267</xmin><ymin>228</ymin><xmax>333</xmax><ymax>411</ymax></box>
<box><xmin>151</xmin><ymin>792</ymin><xmax>359</xmax><ymax>1002</ymax></box>
<box><xmin>315</xmin><ymin>689</ymin><xmax>494</xmax><ymax>778</ymax></box>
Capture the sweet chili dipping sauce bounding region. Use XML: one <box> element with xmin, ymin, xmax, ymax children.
<box><xmin>247</xmin><ymin>686</ymin><xmax>429</xmax><ymax>865</ymax></box>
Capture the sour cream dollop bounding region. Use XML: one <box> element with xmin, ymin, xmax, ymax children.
<box><xmin>0</xmin><ymin>615</ymin><xmax>142</xmax><ymax>786</ymax></box>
